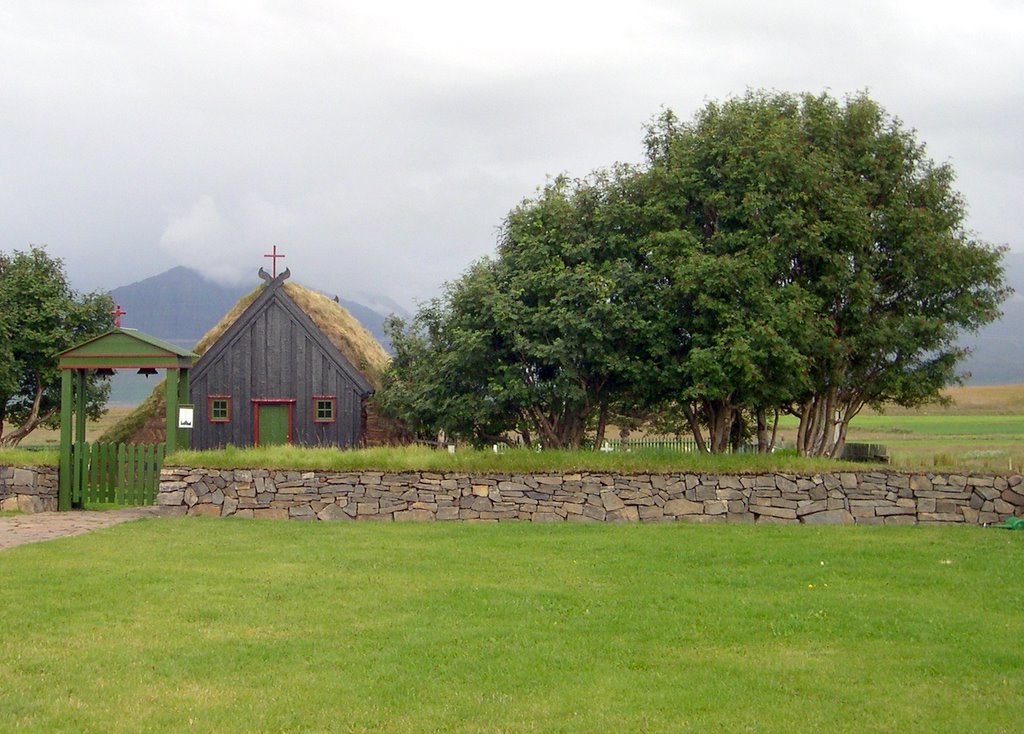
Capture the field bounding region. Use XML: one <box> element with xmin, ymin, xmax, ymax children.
<box><xmin>4</xmin><ymin>385</ymin><xmax>1024</xmax><ymax>472</ymax></box>
<box><xmin>1</xmin><ymin>520</ymin><xmax>1022</xmax><ymax>733</ymax></box>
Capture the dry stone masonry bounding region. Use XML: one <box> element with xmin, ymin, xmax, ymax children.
<box><xmin>158</xmin><ymin>468</ymin><xmax>1024</xmax><ymax>525</ymax></box>
<box><xmin>0</xmin><ymin>466</ymin><xmax>58</xmax><ymax>513</ymax></box>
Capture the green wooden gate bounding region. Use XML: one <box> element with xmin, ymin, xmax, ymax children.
<box><xmin>71</xmin><ymin>442</ymin><xmax>165</xmax><ymax>506</ymax></box>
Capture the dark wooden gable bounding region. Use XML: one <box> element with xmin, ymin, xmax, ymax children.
<box><xmin>188</xmin><ymin>276</ymin><xmax>375</xmax><ymax>449</ymax></box>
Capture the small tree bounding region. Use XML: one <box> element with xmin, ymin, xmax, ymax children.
<box><xmin>0</xmin><ymin>246</ymin><xmax>114</xmax><ymax>447</ymax></box>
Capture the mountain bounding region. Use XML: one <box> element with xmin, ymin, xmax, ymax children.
<box><xmin>957</xmin><ymin>251</ymin><xmax>1024</xmax><ymax>386</ymax></box>
<box><xmin>104</xmin><ymin>267</ymin><xmax>400</xmax><ymax>405</ymax></box>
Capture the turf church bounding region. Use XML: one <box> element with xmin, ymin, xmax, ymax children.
<box><xmin>189</xmin><ymin>265</ymin><xmax>381</xmax><ymax>448</ymax></box>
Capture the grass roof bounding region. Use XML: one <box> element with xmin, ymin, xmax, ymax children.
<box><xmin>100</xmin><ymin>280</ymin><xmax>391</xmax><ymax>444</ymax></box>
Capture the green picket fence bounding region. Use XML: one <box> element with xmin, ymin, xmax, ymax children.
<box><xmin>72</xmin><ymin>441</ymin><xmax>165</xmax><ymax>506</ymax></box>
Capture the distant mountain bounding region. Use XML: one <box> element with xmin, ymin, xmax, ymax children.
<box><xmin>104</xmin><ymin>267</ymin><xmax>400</xmax><ymax>405</ymax></box>
<box><xmin>957</xmin><ymin>251</ymin><xmax>1024</xmax><ymax>386</ymax></box>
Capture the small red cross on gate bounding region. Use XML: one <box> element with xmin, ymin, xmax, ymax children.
<box><xmin>110</xmin><ymin>303</ymin><xmax>127</xmax><ymax>328</ymax></box>
<box><xmin>264</xmin><ymin>245</ymin><xmax>286</xmax><ymax>278</ymax></box>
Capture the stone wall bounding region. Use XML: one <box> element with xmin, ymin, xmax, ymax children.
<box><xmin>158</xmin><ymin>467</ymin><xmax>1024</xmax><ymax>525</ymax></box>
<box><xmin>0</xmin><ymin>466</ymin><xmax>58</xmax><ymax>513</ymax></box>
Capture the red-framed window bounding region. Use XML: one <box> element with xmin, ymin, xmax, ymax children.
<box><xmin>208</xmin><ymin>395</ymin><xmax>231</xmax><ymax>423</ymax></box>
<box><xmin>313</xmin><ymin>395</ymin><xmax>336</xmax><ymax>423</ymax></box>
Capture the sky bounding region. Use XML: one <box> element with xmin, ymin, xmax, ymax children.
<box><xmin>2</xmin><ymin>0</ymin><xmax>1022</xmax><ymax>311</ymax></box>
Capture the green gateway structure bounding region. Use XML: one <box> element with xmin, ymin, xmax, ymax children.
<box><xmin>57</xmin><ymin>328</ymin><xmax>196</xmax><ymax>510</ymax></box>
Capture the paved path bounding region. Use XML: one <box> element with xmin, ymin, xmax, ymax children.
<box><xmin>0</xmin><ymin>507</ymin><xmax>171</xmax><ymax>551</ymax></box>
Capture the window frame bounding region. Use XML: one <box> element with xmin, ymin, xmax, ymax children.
<box><xmin>313</xmin><ymin>395</ymin><xmax>336</xmax><ymax>424</ymax></box>
<box><xmin>208</xmin><ymin>395</ymin><xmax>231</xmax><ymax>423</ymax></box>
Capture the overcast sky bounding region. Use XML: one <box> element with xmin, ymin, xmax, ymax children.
<box><xmin>2</xmin><ymin>0</ymin><xmax>1021</xmax><ymax>310</ymax></box>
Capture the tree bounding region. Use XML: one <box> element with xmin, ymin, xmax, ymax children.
<box><xmin>0</xmin><ymin>247</ymin><xmax>115</xmax><ymax>447</ymax></box>
<box><xmin>380</xmin><ymin>170</ymin><xmax>662</xmax><ymax>449</ymax></box>
<box><xmin>642</xmin><ymin>91</ymin><xmax>1009</xmax><ymax>456</ymax></box>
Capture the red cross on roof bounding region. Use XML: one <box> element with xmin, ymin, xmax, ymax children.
<box><xmin>264</xmin><ymin>245</ymin><xmax>286</xmax><ymax>278</ymax></box>
<box><xmin>110</xmin><ymin>303</ymin><xmax>127</xmax><ymax>328</ymax></box>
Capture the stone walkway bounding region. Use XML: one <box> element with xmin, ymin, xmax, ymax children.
<box><xmin>0</xmin><ymin>507</ymin><xmax>173</xmax><ymax>551</ymax></box>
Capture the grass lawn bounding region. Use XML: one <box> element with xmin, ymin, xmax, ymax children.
<box><xmin>1</xmin><ymin>520</ymin><xmax>1021</xmax><ymax>732</ymax></box>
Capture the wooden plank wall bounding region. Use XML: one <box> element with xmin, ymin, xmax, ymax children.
<box><xmin>191</xmin><ymin>297</ymin><xmax>366</xmax><ymax>449</ymax></box>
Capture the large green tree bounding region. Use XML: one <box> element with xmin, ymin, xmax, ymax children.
<box><xmin>643</xmin><ymin>91</ymin><xmax>1009</xmax><ymax>456</ymax></box>
<box><xmin>0</xmin><ymin>247</ymin><xmax>114</xmax><ymax>447</ymax></box>
<box><xmin>380</xmin><ymin>170</ymin><xmax>661</xmax><ymax>449</ymax></box>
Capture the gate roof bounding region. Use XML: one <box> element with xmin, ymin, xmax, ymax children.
<box><xmin>59</xmin><ymin>328</ymin><xmax>196</xmax><ymax>370</ymax></box>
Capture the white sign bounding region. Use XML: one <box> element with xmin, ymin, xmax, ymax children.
<box><xmin>178</xmin><ymin>405</ymin><xmax>194</xmax><ymax>429</ymax></box>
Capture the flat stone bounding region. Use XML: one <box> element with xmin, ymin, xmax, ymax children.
<box><xmin>874</xmin><ymin>504</ymin><xmax>915</xmax><ymax>516</ymax></box>
<box><xmin>993</xmin><ymin>498</ymin><xmax>1016</xmax><ymax>515</ymax></box>
<box><xmin>749</xmin><ymin>505</ymin><xmax>797</xmax><ymax>520</ymax></box>
<box><xmin>704</xmin><ymin>500</ymin><xmax>728</xmax><ymax>515</ymax></box>
<box><xmin>664</xmin><ymin>498</ymin><xmax>703</xmax><ymax>516</ymax></box>
<box><xmin>883</xmin><ymin>515</ymin><xmax>916</xmax><ymax>525</ymax></box>
<box><xmin>187</xmin><ymin>504</ymin><xmax>220</xmax><ymax>517</ymax></box>
<box><xmin>801</xmin><ymin>509</ymin><xmax>854</xmax><ymax>525</ymax></box>
<box><xmin>157</xmin><ymin>490</ymin><xmax>185</xmax><ymax>506</ymax></box>
<box><xmin>395</xmin><ymin>509</ymin><xmax>435</xmax><ymax>522</ymax></box>
<box><xmin>600</xmin><ymin>490</ymin><xmax>625</xmax><ymax>512</ymax></box>
<box><xmin>796</xmin><ymin>500</ymin><xmax>828</xmax><ymax>517</ymax></box>
<box><xmin>909</xmin><ymin>475</ymin><xmax>932</xmax><ymax>492</ymax></box>
<box><xmin>607</xmin><ymin>506</ymin><xmax>640</xmax><ymax>522</ymax></box>
<box><xmin>253</xmin><ymin>508</ymin><xmax>288</xmax><ymax>520</ymax></box>
<box><xmin>289</xmin><ymin>505</ymin><xmax>316</xmax><ymax>520</ymax></box>
<box><xmin>532</xmin><ymin>512</ymin><xmax>564</xmax><ymax>522</ymax></box>
<box><xmin>317</xmin><ymin>504</ymin><xmax>352</xmax><ymax>521</ymax></box>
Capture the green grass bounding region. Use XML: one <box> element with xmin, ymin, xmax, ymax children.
<box><xmin>771</xmin><ymin>413</ymin><xmax>1024</xmax><ymax>472</ymax></box>
<box><xmin>0</xmin><ymin>520</ymin><xmax>1021</xmax><ymax>732</ymax></box>
<box><xmin>0</xmin><ymin>448</ymin><xmax>59</xmax><ymax>467</ymax></box>
<box><xmin>165</xmin><ymin>444</ymin><xmax>869</xmax><ymax>474</ymax></box>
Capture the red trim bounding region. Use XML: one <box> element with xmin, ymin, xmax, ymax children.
<box><xmin>252</xmin><ymin>399</ymin><xmax>295</xmax><ymax>446</ymax></box>
<box><xmin>208</xmin><ymin>395</ymin><xmax>231</xmax><ymax>423</ymax></box>
<box><xmin>313</xmin><ymin>395</ymin><xmax>337</xmax><ymax>424</ymax></box>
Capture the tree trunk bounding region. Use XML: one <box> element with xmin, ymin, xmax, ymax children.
<box><xmin>680</xmin><ymin>403</ymin><xmax>708</xmax><ymax>454</ymax></box>
<box><xmin>0</xmin><ymin>373</ymin><xmax>54</xmax><ymax>448</ymax></box>
<box><xmin>756</xmin><ymin>408</ymin><xmax>769</xmax><ymax>454</ymax></box>
<box><xmin>593</xmin><ymin>401</ymin><xmax>609</xmax><ymax>451</ymax></box>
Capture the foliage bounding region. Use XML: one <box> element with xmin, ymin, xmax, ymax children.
<box><xmin>2</xmin><ymin>521</ymin><xmax>1022</xmax><ymax>732</ymax></box>
<box><xmin>643</xmin><ymin>92</ymin><xmax>1009</xmax><ymax>456</ymax></box>
<box><xmin>380</xmin><ymin>90</ymin><xmax>1009</xmax><ymax>456</ymax></box>
<box><xmin>381</xmin><ymin>169</ymin><xmax>659</xmax><ymax>449</ymax></box>
<box><xmin>0</xmin><ymin>246</ymin><xmax>115</xmax><ymax>446</ymax></box>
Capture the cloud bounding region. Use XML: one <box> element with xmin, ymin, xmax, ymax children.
<box><xmin>1</xmin><ymin>1</ymin><xmax>1020</xmax><ymax>306</ymax></box>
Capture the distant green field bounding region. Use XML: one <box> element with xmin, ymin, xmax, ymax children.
<box><xmin>1</xmin><ymin>520</ymin><xmax>1021</xmax><ymax>733</ymax></box>
<box><xmin>766</xmin><ymin>413</ymin><xmax>1024</xmax><ymax>471</ymax></box>
<box><xmin>848</xmin><ymin>414</ymin><xmax>1024</xmax><ymax>437</ymax></box>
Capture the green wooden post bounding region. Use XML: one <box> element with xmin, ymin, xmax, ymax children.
<box><xmin>58</xmin><ymin>369</ymin><xmax>73</xmax><ymax>511</ymax></box>
<box><xmin>74</xmin><ymin>371</ymin><xmax>88</xmax><ymax>508</ymax></box>
<box><xmin>165</xmin><ymin>368</ymin><xmax>179</xmax><ymax>455</ymax></box>
<box><xmin>176</xmin><ymin>368</ymin><xmax>190</xmax><ymax>450</ymax></box>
